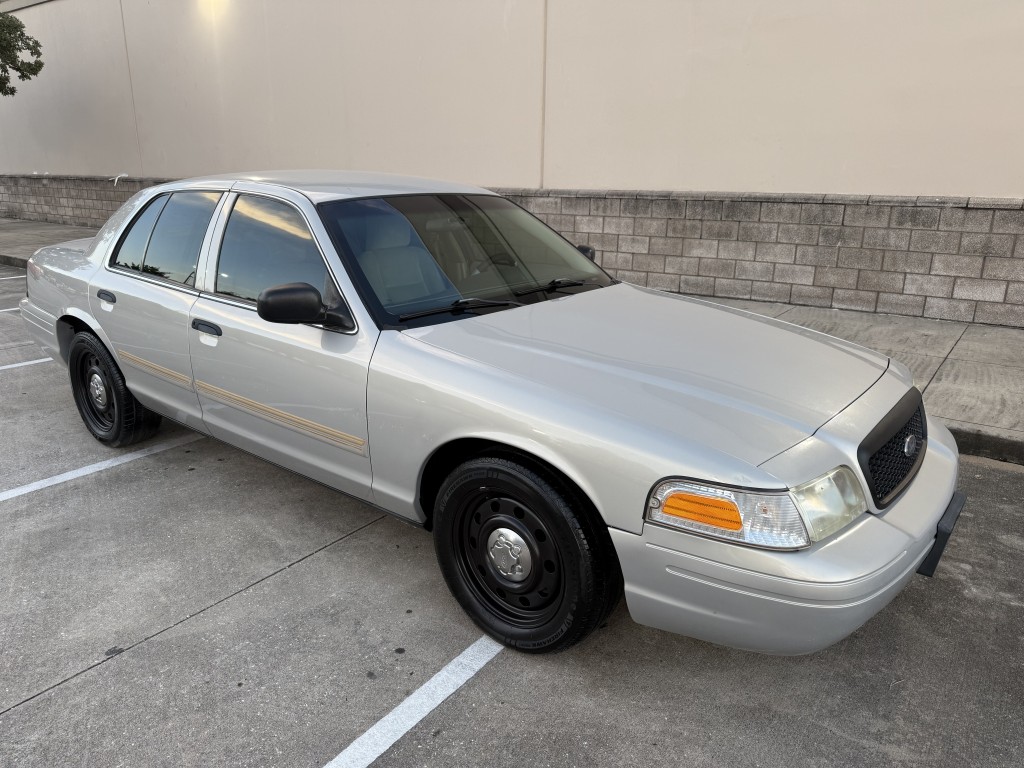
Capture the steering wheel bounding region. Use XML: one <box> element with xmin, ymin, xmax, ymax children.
<box><xmin>470</xmin><ymin>251</ymin><xmax>517</xmax><ymax>275</ymax></box>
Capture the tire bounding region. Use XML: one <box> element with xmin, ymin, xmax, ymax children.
<box><xmin>433</xmin><ymin>456</ymin><xmax>621</xmax><ymax>653</ymax></box>
<box><xmin>67</xmin><ymin>331</ymin><xmax>162</xmax><ymax>447</ymax></box>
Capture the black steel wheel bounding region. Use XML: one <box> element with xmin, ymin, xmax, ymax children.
<box><xmin>67</xmin><ymin>331</ymin><xmax>161</xmax><ymax>447</ymax></box>
<box><xmin>433</xmin><ymin>456</ymin><xmax>621</xmax><ymax>653</ymax></box>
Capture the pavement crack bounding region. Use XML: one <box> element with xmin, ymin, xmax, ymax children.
<box><xmin>0</xmin><ymin>513</ymin><xmax>386</xmax><ymax>719</ymax></box>
<box><xmin>941</xmin><ymin>416</ymin><xmax>1024</xmax><ymax>433</ymax></box>
<box><xmin>924</xmin><ymin>323</ymin><xmax>970</xmax><ymax>392</ymax></box>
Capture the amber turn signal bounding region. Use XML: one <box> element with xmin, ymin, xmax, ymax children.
<box><xmin>662</xmin><ymin>492</ymin><xmax>743</xmax><ymax>531</ymax></box>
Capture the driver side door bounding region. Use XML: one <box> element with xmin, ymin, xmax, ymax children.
<box><xmin>188</xmin><ymin>189</ymin><xmax>378</xmax><ymax>500</ymax></box>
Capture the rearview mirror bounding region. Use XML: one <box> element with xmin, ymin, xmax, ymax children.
<box><xmin>577</xmin><ymin>244</ymin><xmax>596</xmax><ymax>261</ymax></box>
<box><xmin>257</xmin><ymin>282</ymin><xmax>355</xmax><ymax>331</ymax></box>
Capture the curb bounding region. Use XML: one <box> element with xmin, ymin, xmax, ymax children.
<box><xmin>946</xmin><ymin>424</ymin><xmax>1024</xmax><ymax>467</ymax></box>
<box><xmin>0</xmin><ymin>253</ymin><xmax>30</xmax><ymax>269</ymax></box>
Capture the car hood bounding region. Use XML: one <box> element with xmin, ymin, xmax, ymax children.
<box><xmin>403</xmin><ymin>284</ymin><xmax>889</xmax><ymax>467</ymax></box>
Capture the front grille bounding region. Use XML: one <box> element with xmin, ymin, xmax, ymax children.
<box><xmin>858</xmin><ymin>389</ymin><xmax>927</xmax><ymax>508</ymax></box>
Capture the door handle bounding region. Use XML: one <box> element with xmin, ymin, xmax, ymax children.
<box><xmin>97</xmin><ymin>289</ymin><xmax>116</xmax><ymax>303</ymax></box>
<box><xmin>191</xmin><ymin>319</ymin><xmax>223</xmax><ymax>336</ymax></box>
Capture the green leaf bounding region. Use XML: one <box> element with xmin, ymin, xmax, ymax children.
<box><xmin>0</xmin><ymin>11</ymin><xmax>45</xmax><ymax>97</ymax></box>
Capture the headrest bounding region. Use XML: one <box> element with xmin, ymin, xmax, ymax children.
<box><xmin>365</xmin><ymin>214</ymin><xmax>412</xmax><ymax>250</ymax></box>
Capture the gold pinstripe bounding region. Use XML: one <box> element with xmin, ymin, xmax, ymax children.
<box><xmin>117</xmin><ymin>349</ymin><xmax>366</xmax><ymax>455</ymax></box>
<box><xmin>194</xmin><ymin>380</ymin><xmax>367</xmax><ymax>453</ymax></box>
<box><xmin>118</xmin><ymin>349</ymin><xmax>195</xmax><ymax>390</ymax></box>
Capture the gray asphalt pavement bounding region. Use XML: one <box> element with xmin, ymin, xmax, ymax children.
<box><xmin>1</xmin><ymin>261</ymin><xmax>1022</xmax><ymax>767</ymax></box>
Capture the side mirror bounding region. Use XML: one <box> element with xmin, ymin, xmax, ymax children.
<box><xmin>257</xmin><ymin>283</ymin><xmax>324</xmax><ymax>323</ymax></box>
<box><xmin>257</xmin><ymin>282</ymin><xmax>355</xmax><ymax>331</ymax></box>
<box><xmin>577</xmin><ymin>244</ymin><xmax>596</xmax><ymax>261</ymax></box>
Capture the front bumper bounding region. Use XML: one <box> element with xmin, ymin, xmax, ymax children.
<box><xmin>611</xmin><ymin>419</ymin><xmax>962</xmax><ymax>655</ymax></box>
<box><xmin>916</xmin><ymin>489</ymin><xmax>965</xmax><ymax>577</ymax></box>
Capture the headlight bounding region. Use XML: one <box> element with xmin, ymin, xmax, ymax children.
<box><xmin>789</xmin><ymin>466</ymin><xmax>867</xmax><ymax>542</ymax></box>
<box><xmin>645</xmin><ymin>466</ymin><xmax>866</xmax><ymax>550</ymax></box>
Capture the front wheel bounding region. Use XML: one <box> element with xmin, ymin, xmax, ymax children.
<box><xmin>433</xmin><ymin>456</ymin><xmax>621</xmax><ymax>653</ymax></box>
<box><xmin>68</xmin><ymin>331</ymin><xmax>161</xmax><ymax>447</ymax></box>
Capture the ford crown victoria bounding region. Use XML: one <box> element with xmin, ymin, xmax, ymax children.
<box><xmin>19</xmin><ymin>171</ymin><xmax>965</xmax><ymax>654</ymax></box>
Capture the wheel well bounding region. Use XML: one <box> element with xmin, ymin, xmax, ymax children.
<box><xmin>418</xmin><ymin>438</ymin><xmax>601</xmax><ymax>532</ymax></box>
<box><xmin>55</xmin><ymin>315</ymin><xmax>95</xmax><ymax>363</ymax></box>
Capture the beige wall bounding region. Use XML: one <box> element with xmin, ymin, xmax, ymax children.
<box><xmin>118</xmin><ymin>0</ymin><xmax>545</xmax><ymax>184</ymax></box>
<box><xmin>1</xmin><ymin>0</ymin><xmax>1023</xmax><ymax>195</ymax></box>
<box><xmin>0</xmin><ymin>0</ymin><xmax>141</xmax><ymax>176</ymax></box>
<box><xmin>544</xmin><ymin>0</ymin><xmax>1024</xmax><ymax>196</ymax></box>
<box><xmin>0</xmin><ymin>0</ymin><xmax>546</xmax><ymax>185</ymax></box>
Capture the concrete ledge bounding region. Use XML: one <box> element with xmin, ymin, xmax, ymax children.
<box><xmin>0</xmin><ymin>218</ymin><xmax>99</xmax><ymax>268</ymax></box>
<box><xmin>0</xmin><ymin>253</ymin><xmax>29</xmax><ymax>269</ymax></box>
<box><xmin>944</xmin><ymin>420</ymin><xmax>1024</xmax><ymax>466</ymax></box>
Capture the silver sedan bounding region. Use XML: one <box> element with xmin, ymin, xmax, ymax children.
<box><xmin>20</xmin><ymin>171</ymin><xmax>964</xmax><ymax>654</ymax></box>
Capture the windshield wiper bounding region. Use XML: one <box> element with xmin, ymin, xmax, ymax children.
<box><xmin>513</xmin><ymin>277</ymin><xmax>587</xmax><ymax>297</ymax></box>
<box><xmin>398</xmin><ymin>297</ymin><xmax>524</xmax><ymax>322</ymax></box>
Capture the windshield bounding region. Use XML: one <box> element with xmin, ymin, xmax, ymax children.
<box><xmin>317</xmin><ymin>194</ymin><xmax>613</xmax><ymax>326</ymax></box>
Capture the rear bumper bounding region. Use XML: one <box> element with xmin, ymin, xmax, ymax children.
<box><xmin>611</xmin><ymin>420</ymin><xmax>962</xmax><ymax>655</ymax></box>
<box><xmin>19</xmin><ymin>296</ymin><xmax>59</xmax><ymax>358</ymax></box>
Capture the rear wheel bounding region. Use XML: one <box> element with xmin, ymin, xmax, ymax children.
<box><xmin>68</xmin><ymin>332</ymin><xmax>161</xmax><ymax>447</ymax></box>
<box><xmin>433</xmin><ymin>456</ymin><xmax>621</xmax><ymax>653</ymax></box>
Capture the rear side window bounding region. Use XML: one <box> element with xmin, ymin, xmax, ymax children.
<box><xmin>111</xmin><ymin>191</ymin><xmax>220</xmax><ymax>285</ymax></box>
<box><xmin>111</xmin><ymin>195</ymin><xmax>169</xmax><ymax>272</ymax></box>
<box><xmin>215</xmin><ymin>194</ymin><xmax>329</xmax><ymax>303</ymax></box>
<box><xmin>141</xmin><ymin>192</ymin><xmax>222</xmax><ymax>286</ymax></box>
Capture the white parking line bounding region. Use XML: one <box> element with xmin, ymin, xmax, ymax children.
<box><xmin>0</xmin><ymin>275</ymin><xmax>27</xmax><ymax>280</ymax></box>
<box><xmin>324</xmin><ymin>635</ymin><xmax>503</xmax><ymax>768</ymax></box>
<box><xmin>0</xmin><ymin>433</ymin><xmax>205</xmax><ymax>503</ymax></box>
<box><xmin>0</xmin><ymin>307</ymin><xmax>21</xmax><ymax>312</ymax></box>
<box><xmin>0</xmin><ymin>357</ymin><xmax>53</xmax><ymax>371</ymax></box>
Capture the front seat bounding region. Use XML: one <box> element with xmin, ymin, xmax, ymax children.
<box><xmin>357</xmin><ymin>214</ymin><xmax>454</xmax><ymax>308</ymax></box>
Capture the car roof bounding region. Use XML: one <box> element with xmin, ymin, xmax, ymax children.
<box><xmin>176</xmin><ymin>170</ymin><xmax>496</xmax><ymax>203</ymax></box>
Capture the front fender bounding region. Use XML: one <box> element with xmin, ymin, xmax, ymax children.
<box><xmin>367</xmin><ymin>331</ymin><xmax>782</xmax><ymax>533</ymax></box>
<box><xmin>414</xmin><ymin>427</ymin><xmax>606</xmax><ymax>526</ymax></box>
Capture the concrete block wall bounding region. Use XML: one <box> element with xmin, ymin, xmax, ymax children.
<box><xmin>498</xmin><ymin>189</ymin><xmax>1024</xmax><ymax>328</ymax></box>
<box><xmin>2</xmin><ymin>175</ymin><xmax>1023</xmax><ymax>328</ymax></box>
<box><xmin>0</xmin><ymin>175</ymin><xmax>168</xmax><ymax>228</ymax></box>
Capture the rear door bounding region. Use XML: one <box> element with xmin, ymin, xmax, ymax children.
<box><xmin>90</xmin><ymin>188</ymin><xmax>227</xmax><ymax>431</ymax></box>
<box><xmin>188</xmin><ymin>187</ymin><xmax>378</xmax><ymax>499</ymax></box>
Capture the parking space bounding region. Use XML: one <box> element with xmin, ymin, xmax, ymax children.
<box><xmin>1</xmin><ymin>268</ymin><xmax>39</xmax><ymax>376</ymax></box>
<box><xmin>1</xmin><ymin>266</ymin><xmax>28</xmax><ymax>313</ymax></box>
<box><xmin>1</xmin><ymin>514</ymin><xmax>485</xmax><ymax>766</ymax></box>
<box><xmin>378</xmin><ymin>454</ymin><xmax>1024</xmax><ymax>768</ymax></box>
<box><xmin>1</xmin><ymin>300</ymin><xmax>1022</xmax><ymax>767</ymax></box>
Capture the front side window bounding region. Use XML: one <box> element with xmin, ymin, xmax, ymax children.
<box><xmin>318</xmin><ymin>194</ymin><xmax>611</xmax><ymax>325</ymax></box>
<box><xmin>111</xmin><ymin>191</ymin><xmax>221</xmax><ymax>286</ymax></box>
<box><xmin>215</xmin><ymin>195</ymin><xmax>331</xmax><ymax>303</ymax></box>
